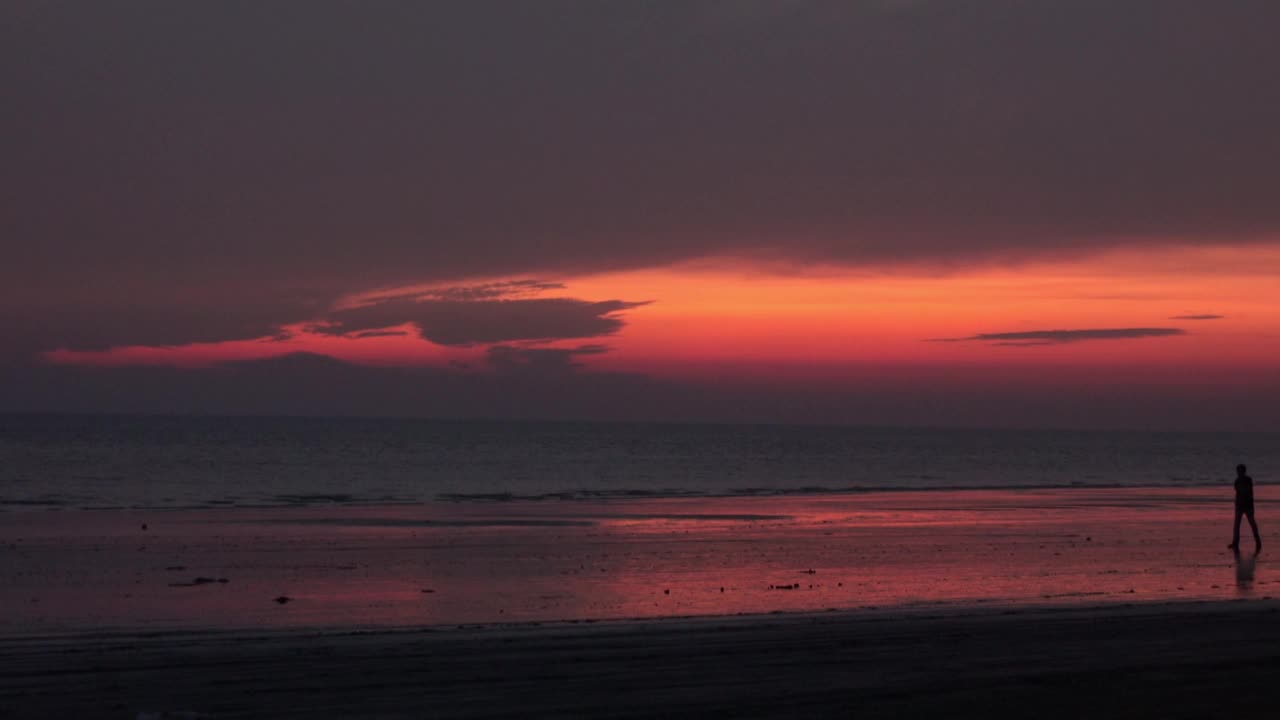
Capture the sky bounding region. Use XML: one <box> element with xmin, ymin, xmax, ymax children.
<box><xmin>4</xmin><ymin>1</ymin><xmax>1280</xmax><ymax>430</ymax></box>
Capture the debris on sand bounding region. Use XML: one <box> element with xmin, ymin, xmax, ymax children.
<box><xmin>168</xmin><ymin>577</ymin><xmax>229</xmax><ymax>588</ymax></box>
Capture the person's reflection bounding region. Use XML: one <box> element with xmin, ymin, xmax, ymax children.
<box><xmin>1234</xmin><ymin>547</ymin><xmax>1258</xmax><ymax>591</ymax></box>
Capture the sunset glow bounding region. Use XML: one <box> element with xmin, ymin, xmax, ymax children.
<box><xmin>44</xmin><ymin>245</ymin><xmax>1280</xmax><ymax>392</ymax></box>
<box><xmin>8</xmin><ymin>1</ymin><xmax>1280</xmax><ymax>429</ymax></box>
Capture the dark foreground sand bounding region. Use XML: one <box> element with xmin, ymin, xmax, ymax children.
<box><xmin>5</xmin><ymin>600</ymin><xmax>1280</xmax><ymax>719</ymax></box>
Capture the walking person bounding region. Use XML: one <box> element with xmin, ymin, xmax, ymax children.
<box><xmin>1229</xmin><ymin>464</ymin><xmax>1262</xmax><ymax>551</ymax></box>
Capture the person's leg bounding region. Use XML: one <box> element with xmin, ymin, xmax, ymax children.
<box><xmin>1247</xmin><ymin>510</ymin><xmax>1261</xmax><ymax>548</ymax></box>
<box><xmin>1232</xmin><ymin>509</ymin><xmax>1243</xmax><ymax>548</ymax></box>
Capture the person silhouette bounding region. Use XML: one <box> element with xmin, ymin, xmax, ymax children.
<box><xmin>1228</xmin><ymin>464</ymin><xmax>1261</xmax><ymax>551</ymax></box>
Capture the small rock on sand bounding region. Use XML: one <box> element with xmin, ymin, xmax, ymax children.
<box><xmin>169</xmin><ymin>577</ymin><xmax>229</xmax><ymax>588</ymax></box>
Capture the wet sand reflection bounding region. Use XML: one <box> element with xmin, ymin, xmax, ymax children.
<box><xmin>0</xmin><ymin>487</ymin><xmax>1269</xmax><ymax>633</ymax></box>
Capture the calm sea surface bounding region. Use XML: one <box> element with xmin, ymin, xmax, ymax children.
<box><xmin>1</xmin><ymin>414</ymin><xmax>1276</xmax><ymax>510</ymax></box>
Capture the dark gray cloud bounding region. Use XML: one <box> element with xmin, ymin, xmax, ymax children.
<box><xmin>318</xmin><ymin>296</ymin><xmax>647</xmax><ymax>346</ymax></box>
<box><xmin>1170</xmin><ymin>314</ymin><xmax>1224</xmax><ymax>321</ymax></box>
<box><xmin>12</xmin><ymin>279</ymin><xmax>640</xmax><ymax>357</ymax></box>
<box><xmin>5</xmin><ymin>0</ymin><xmax>1280</xmax><ymax>356</ymax></box>
<box><xmin>2</xmin><ymin>298</ymin><xmax>317</xmax><ymax>359</ymax></box>
<box><xmin>930</xmin><ymin>328</ymin><xmax>1187</xmax><ymax>346</ymax></box>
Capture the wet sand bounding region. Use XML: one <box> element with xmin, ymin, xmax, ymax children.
<box><xmin>1</xmin><ymin>488</ymin><xmax>1270</xmax><ymax>634</ymax></box>
<box><xmin>2</xmin><ymin>487</ymin><xmax>1276</xmax><ymax>717</ymax></box>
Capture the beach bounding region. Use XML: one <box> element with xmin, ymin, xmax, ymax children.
<box><xmin>2</xmin><ymin>487</ymin><xmax>1276</xmax><ymax>717</ymax></box>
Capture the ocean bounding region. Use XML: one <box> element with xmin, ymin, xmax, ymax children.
<box><xmin>3</xmin><ymin>414</ymin><xmax>1275</xmax><ymax>510</ymax></box>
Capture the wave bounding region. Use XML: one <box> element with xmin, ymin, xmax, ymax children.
<box><xmin>435</xmin><ymin>479</ymin><xmax>1234</xmax><ymax>503</ymax></box>
<box><xmin>2</xmin><ymin>479</ymin><xmax>1239</xmax><ymax>513</ymax></box>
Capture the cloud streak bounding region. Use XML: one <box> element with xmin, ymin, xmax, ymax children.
<box><xmin>929</xmin><ymin>328</ymin><xmax>1187</xmax><ymax>346</ymax></box>
<box><xmin>1169</xmin><ymin>314</ymin><xmax>1224</xmax><ymax>321</ymax></box>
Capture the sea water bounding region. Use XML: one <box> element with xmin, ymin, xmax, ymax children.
<box><xmin>2</xmin><ymin>414</ymin><xmax>1275</xmax><ymax>510</ymax></box>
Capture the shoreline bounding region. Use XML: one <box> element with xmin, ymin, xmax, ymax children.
<box><xmin>2</xmin><ymin>480</ymin><xmax>1257</xmax><ymax>513</ymax></box>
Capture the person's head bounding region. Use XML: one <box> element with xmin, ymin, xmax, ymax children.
<box><xmin>1238</xmin><ymin>464</ymin><xmax>1248</xmax><ymax>477</ymax></box>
